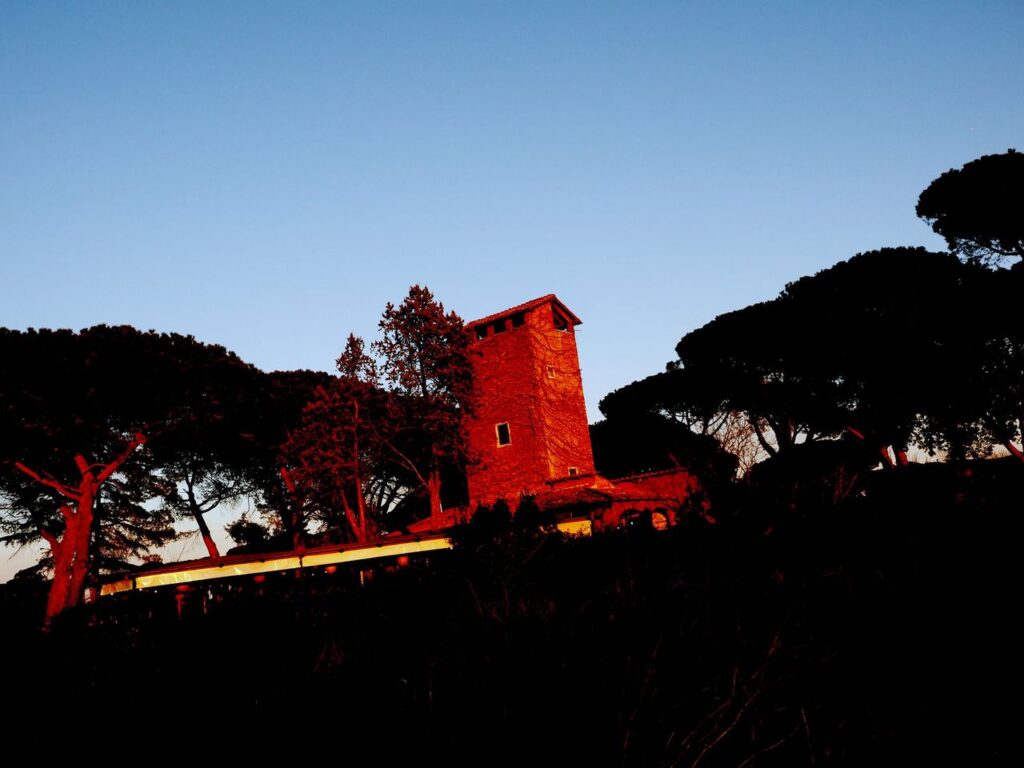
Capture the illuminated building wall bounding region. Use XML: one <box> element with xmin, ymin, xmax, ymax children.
<box><xmin>464</xmin><ymin>295</ymin><xmax>596</xmax><ymax>506</ymax></box>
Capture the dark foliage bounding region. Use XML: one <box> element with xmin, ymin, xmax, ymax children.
<box><xmin>0</xmin><ymin>325</ymin><xmax>264</xmax><ymax>619</ymax></box>
<box><xmin>917</xmin><ymin>149</ymin><xmax>1024</xmax><ymax>265</ymax></box>
<box><xmin>603</xmin><ymin>246</ymin><xmax>1024</xmax><ymax>468</ymax></box>
<box><xmin>512</xmin><ymin>494</ymin><xmax>554</xmax><ymax>530</ymax></box>
<box><xmin>373</xmin><ymin>285</ymin><xmax>475</xmax><ymax>521</ymax></box>
<box><xmin>590</xmin><ymin>411</ymin><xmax>737</xmax><ymax>482</ymax></box>
<box><xmin>243</xmin><ymin>368</ymin><xmax>333</xmax><ymax>543</ymax></box>
<box><xmin>3</xmin><ymin>463</ymin><xmax>1021</xmax><ymax>764</ymax></box>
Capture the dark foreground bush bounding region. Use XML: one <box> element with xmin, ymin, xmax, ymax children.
<box><xmin>3</xmin><ymin>461</ymin><xmax>1022</xmax><ymax>766</ymax></box>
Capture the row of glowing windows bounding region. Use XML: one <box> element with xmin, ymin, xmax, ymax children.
<box><xmin>473</xmin><ymin>307</ymin><xmax>571</xmax><ymax>341</ymax></box>
<box><xmin>475</xmin><ymin>312</ymin><xmax>526</xmax><ymax>340</ymax></box>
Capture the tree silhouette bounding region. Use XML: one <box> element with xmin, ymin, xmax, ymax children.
<box><xmin>600</xmin><ymin>365</ymin><xmax>764</xmax><ymax>474</ymax></box>
<box><xmin>150</xmin><ymin>357</ymin><xmax>266</xmax><ymax>557</ymax></box>
<box><xmin>254</xmin><ymin>369</ymin><xmax>334</xmax><ymax>547</ymax></box>
<box><xmin>0</xmin><ymin>326</ymin><xmax>254</xmax><ymax>623</ymax></box>
<box><xmin>603</xmin><ymin>246</ymin><xmax>1014</xmax><ymax>471</ymax></box>
<box><xmin>781</xmin><ymin>247</ymin><xmax>993</xmax><ymax>463</ymax></box>
<box><xmin>590</xmin><ymin>412</ymin><xmax>737</xmax><ymax>482</ymax></box>
<box><xmin>917</xmin><ymin>149</ymin><xmax>1024</xmax><ymax>265</ymax></box>
<box><xmin>372</xmin><ymin>286</ymin><xmax>474</xmax><ymax>523</ymax></box>
<box><xmin>280</xmin><ymin>336</ymin><xmax>385</xmax><ymax>543</ymax></box>
<box><xmin>974</xmin><ymin>265</ymin><xmax>1024</xmax><ymax>462</ymax></box>
<box><xmin>673</xmin><ymin>298</ymin><xmax>849</xmax><ymax>456</ymax></box>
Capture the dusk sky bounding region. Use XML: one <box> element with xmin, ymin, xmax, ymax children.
<box><xmin>2</xmin><ymin>2</ymin><xmax>1022</xmax><ymax>577</ymax></box>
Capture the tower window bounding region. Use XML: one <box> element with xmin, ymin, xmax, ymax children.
<box><xmin>496</xmin><ymin>422</ymin><xmax>511</xmax><ymax>446</ymax></box>
<box><xmin>546</xmin><ymin>365</ymin><xmax>556</xmax><ymax>379</ymax></box>
<box><xmin>552</xmin><ymin>308</ymin><xmax>569</xmax><ymax>332</ymax></box>
<box><xmin>475</xmin><ymin>326</ymin><xmax>488</xmax><ymax>341</ymax></box>
<box><xmin>493</xmin><ymin>319</ymin><xmax>507</xmax><ymax>334</ymax></box>
<box><xmin>511</xmin><ymin>312</ymin><xmax>525</xmax><ymax>328</ymax></box>
<box><xmin>568</xmin><ymin>467</ymin><xmax>578</xmax><ymax>477</ymax></box>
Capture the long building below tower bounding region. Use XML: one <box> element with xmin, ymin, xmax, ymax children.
<box><xmin>100</xmin><ymin>293</ymin><xmax>707</xmax><ymax>597</ymax></box>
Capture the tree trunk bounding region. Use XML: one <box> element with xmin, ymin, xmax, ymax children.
<box><xmin>44</xmin><ymin>482</ymin><xmax>95</xmax><ymax>626</ymax></box>
<box><xmin>752</xmin><ymin>419</ymin><xmax>778</xmax><ymax>457</ymax></box>
<box><xmin>879</xmin><ymin>446</ymin><xmax>896</xmax><ymax>469</ymax></box>
<box><xmin>185</xmin><ymin>477</ymin><xmax>221</xmax><ymax>558</ymax></box>
<box><xmin>428</xmin><ymin>469</ymin><xmax>442</xmax><ymax>524</ymax></box>
<box><xmin>1005</xmin><ymin>440</ymin><xmax>1024</xmax><ymax>464</ymax></box>
<box><xmin>340</xmin><ymin>494</ymin><xmax>362</xmax><ymax>543</ymax></box>
<box><xmin>352</xmin><ymin>411</ymin><xmax>368</xmax><ymax>542</ymax></box>
<box><xmin>280</xmin><ymin>466</ymin><xmax>304</xmax><ymax>549</ymax></box>
<box><xmin>355</xmin><ymin>473</ymin><xmax>368</xmax><ymax>542</ymax></box>
<box><xmin>18</xmin><ymin>433</ymin><xmax>146</xmax><ymax>628</ymax></box>
<box><xmin>191</xmin><ymin>506</ymin><xmax>220</xmax><ymax>558</ymax></box>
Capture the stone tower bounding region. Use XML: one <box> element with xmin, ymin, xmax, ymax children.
<box><xmin>464</xmin><ymin>294</ymin><xmax>596</xmax><ymax>506</ymax></box>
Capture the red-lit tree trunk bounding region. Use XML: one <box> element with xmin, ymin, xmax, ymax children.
<box><xmin>878</xmin><ymin>446</ymin><xmax>897</xmax><ymax>469</ymax></box>
<box><xmin>1006</xmin><ymin>440</ymin><xmax>1024</xmax><ymax>464</ymax></box>
<box><xmin>192</xmin><ymin>507</ymin><xmax>220</xmax><ymax>558</ymax></box>
<box><xmin>183</xmin><ymin>480</ymin><xmax>220</xmax><ymax>558</ymax></box>
<box><xmin>348</xmin><ymin>470</ymin><xmax>370</xmax><ymax>542</ymax></box>
<box><xmin>16</xmin><ymin>433</ymin><xmax>147</xmax><ymax>627</ymax></box>
<box><xmin>279</xmin><ymin>466</ymin><xmax>305</xmax><ymax>549</ymax></box>
<box><xmin>1006</xmin><ymin>413</ymin><xmax>1024</xmax><ymax>464</ymax></box>
<box><xmin>846</xmin><ymin>425</ymin><xmax>907</xmax><ymax>468</ymax></box>
<box><xmin>355</xmin><ymin>462</ymin><xmax>369</xmax><ymax>542</ymax></box>
<box><xmin>427</xmin><ymin>467</ymin><xmax>442</xmax><ymax>524</ymax></box>
<box><xmin>45</xmin><ymin>496</ymin><xmax>93</xmax><ymax>622</ymax></box>
<box><xmin>350</xmin><ymin>398</ymin><xmax>369</xmax><ymax>542</ymax></box>
<box><xmin>339</xmin><ymin>495</ymin><xmax>365</xmax><ymax>543</ymax></box>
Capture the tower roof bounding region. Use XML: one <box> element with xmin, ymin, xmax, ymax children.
<box><xmin>465</xmin><ymin>294</ymin><xmax>582</xmax><ymax>330</ymax></box>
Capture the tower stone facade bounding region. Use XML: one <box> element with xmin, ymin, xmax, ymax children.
<box><xmin>464</xmin><ymin>295</ymin><xmax>596</xmax><ymax>506</ymax></box>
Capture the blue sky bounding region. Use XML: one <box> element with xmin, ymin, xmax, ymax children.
<box><xmin>2</xmin><ymin>2</ymin><xmax>1022</xmax><ymax>578</ymax></box>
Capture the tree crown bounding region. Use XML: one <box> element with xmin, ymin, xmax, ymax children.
<box><xmin>916</xmin><ymin>149</ymin><xmax>1024</xmax><ymax>264</ymax></box>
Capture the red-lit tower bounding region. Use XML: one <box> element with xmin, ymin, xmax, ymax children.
<box><xmin>464</xmin><ymin>295</ymin><xmax>596</xmax><ymax>507</ymax></box>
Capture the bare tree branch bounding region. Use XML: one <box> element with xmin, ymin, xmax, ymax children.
<box><xmin>13</xmin><ymin>462</ymin><xmax>80</xmax><ymax>501</ymax></box>
<box><xmin>96</xmin><ymin>432</ymin><xmax>147</xmax><ymax>484</ymax></box>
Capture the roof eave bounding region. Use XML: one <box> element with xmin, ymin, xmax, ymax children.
<box><xmin>466</xmin><ymin>293</ymin><xmax>582</xmax><ymax>330</ymax></box>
